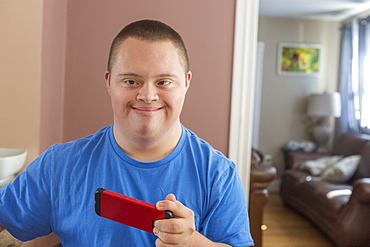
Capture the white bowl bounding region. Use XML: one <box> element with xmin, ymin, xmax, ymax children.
<box><xmin>0</xmin><ymin>148</ymin><xmax>27</xmax><ymax>181</ymax></box>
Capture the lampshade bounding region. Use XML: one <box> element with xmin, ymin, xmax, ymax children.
<box><xmin>306</xmin><ymin>92</ymin><xmax>341</xmax><ymax>118</ymax></box>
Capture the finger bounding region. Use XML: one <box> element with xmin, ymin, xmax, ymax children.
<box><xmin>154</xmin><ymin>226</ymin><xmax>182</xmax><ymax>244</ymax></box>
<box><xmin>154</xmin><ymin>217</ymin><xmax>185</xmax><ymax>234</ymax></box>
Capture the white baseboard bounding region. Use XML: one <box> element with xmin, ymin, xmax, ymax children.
<box><xmin>268</xmin><ymin>178</ymin><xmax>281</xmax><ymax>192</ymax></box>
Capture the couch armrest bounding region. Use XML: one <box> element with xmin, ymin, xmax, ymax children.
<box><xmin>335</xmin><ymin>178</ymin><xmax>370</xmax><ymax>245</ymax></box>
<box><xmin>286</xmin><ymin>151</ymin><xmax>329</xmax><ymax>170</ymax></box>
<box><xmin>250</xmin><ymin>164</ymin><xmax>277</xmax><ymax>190</ymax></box>
<box><xmin>352</xmin><ymin>178</ymin><xmax>370</xmax><ymax>203</ymax></box>
<box><xmin>249</xmin><ymin>164</ymin><xmax>276</xmax><ymax>247</ymax></box>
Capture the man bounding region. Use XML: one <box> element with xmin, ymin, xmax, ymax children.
<box><xmin>0</xmin><ymin>19</ymin><xmax>254</xmax><ymax>246</ymax></box>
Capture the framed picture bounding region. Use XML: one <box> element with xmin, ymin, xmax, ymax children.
<box><xmin>277</xmin><ymin>42</ymin><xmax>322</xmax><ymax>76</ymax></box>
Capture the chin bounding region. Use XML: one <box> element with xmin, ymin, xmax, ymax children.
<box><xmin>136</xmin><ymin>124</ymin><xmax>161</xmax><ymax>136</ymax></box>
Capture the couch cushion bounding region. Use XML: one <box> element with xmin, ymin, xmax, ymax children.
<box><xmin>280</xmin><ymin>169</ymin><xmax>357</xmax><ymax>246</ymax></box>
<box><xmin>281</xmin><ymin>170</ymin><xmax>352</xmax><ymax>221</ymax></box>
<box><xmin>299</xmin><ymin>155</ymin><xmax>343</xmax><ymax>176</ymax></box>
<box><xmin>298</xmin><ymin>176</ymin><xmax>352</xmax><ymax>221</ymax></box>
<box><xmin>280</xmin><ymin>170</ymin><xmax>307</xmax><ymax>197</ymax></box>
<box><xmin>321</xmin><ymin>155</ymin><xmax>361</xmax><ymax>183</ymax></box>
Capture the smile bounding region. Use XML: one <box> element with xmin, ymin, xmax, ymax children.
<box><xmin>132</xmin><ymin>107</ymin><xmax>163</xmax><ymax>113</ymax></box>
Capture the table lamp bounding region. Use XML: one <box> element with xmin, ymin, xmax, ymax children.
<box><xmin>306</xmin><ymin>92</ymin><xmax>341</xmax><ymax>148</ymax></box>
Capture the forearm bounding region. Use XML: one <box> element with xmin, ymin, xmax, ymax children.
<box><xmin>189</xmin><ymin>231</ymin><xmax>231</xmax><ymax>247</ymax></box>
<box><xmin>0</xmin><ymin>225</ymin><xmax>4</xmax><ymax>232</ymax></box>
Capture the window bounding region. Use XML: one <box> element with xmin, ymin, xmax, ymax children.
<box><xmin>340</xmin><ymin>17</ymin><xmax>370</xmax><ymax>135</ymax></box>
<box><xmin>360</xmin><ymin>53</ymin><xmax>370</xmax><ymax>131</ymax></box>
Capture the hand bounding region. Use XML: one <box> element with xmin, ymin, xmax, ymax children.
<box><xmin>154</xmin><ymin>194</ymin><xmax>195</xmax><ymax>247</ymax></box>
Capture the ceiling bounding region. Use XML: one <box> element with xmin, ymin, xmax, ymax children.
<box><xmin>259</xmin><ymin>0</ymin><xmax>370</xmax><ymax>21</ymax></box>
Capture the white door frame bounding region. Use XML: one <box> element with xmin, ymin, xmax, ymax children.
<box><xmin>229</xmin><ymin>0</ymin><xmax>260</xmax><ymax>197</ymax></box>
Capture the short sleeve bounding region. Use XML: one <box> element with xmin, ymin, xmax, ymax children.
<box><xmin>0</xmin><ymin>149</ymin><xmax>53</xmax><ymax>241</ymax></box>
<box><xmin>199</xmin><ymin>162</ymin><xmax>254</xmax><ymax>247</ymax></box>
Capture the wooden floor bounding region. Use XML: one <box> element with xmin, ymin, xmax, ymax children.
<box><xmin>262</xmin><ymin>193</ymin><xmax>335</xmax><ymax>247</ymax></box>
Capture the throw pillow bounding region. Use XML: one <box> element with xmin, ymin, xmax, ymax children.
<box><xmin>321</xmin><ymin>155</ymin><xmax>362</xmax><ymax>183</ymax></box>
<box><xmin>299</xmin><ymin>155</ymin><xmax>343</xmax><ymax>176</ymax></box>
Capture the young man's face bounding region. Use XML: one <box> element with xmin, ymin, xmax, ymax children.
<box><xmin>105</xmin><ymin>37</ymin><xmax>192</xmax><ymax>144</ymax></box>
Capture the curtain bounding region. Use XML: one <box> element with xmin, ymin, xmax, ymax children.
<box><xmin>338</xmin><ymin>21</ymin><xmax>358</xmax><ymax>135</ymax></box>
<box><xmin>339</xmin><ymin>17</ymin><xmax>370</xmax><ymax>136</ymax></box>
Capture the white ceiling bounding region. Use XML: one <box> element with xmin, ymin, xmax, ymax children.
<box><xmin>259</xmin><ymin>0</ymin><xmax>370</xmax><ymax>21</ymax></box>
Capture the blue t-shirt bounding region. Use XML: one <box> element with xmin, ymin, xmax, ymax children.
<box><xmin>0</xmin><ymin>125</ymin><xmax>254</xmax><ymax>246</ymax></box>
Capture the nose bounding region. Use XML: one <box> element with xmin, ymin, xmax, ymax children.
<box><xmin>137</xmin><ymin>83</ymin><xmax>159</xmax><ymax>103</ymax></box>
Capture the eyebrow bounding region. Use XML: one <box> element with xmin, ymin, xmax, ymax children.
<box><xmin>117</xmin><ymin>73</ymin><xmax>179</xmax><ymax>79</ymax></box>
<box><xmin>117</xmin><ymin>73</ymin><xmax>140</xmax><ymax>78</ymax></box>
<box><xmin>157</xmin><ymin>73</ymin><xmax>179</xmax><ymax>79</ymax></box>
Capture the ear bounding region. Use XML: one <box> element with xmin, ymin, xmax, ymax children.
<box><xmin>185</xmin><ymin>71</ymin><xmax>192</xmax><ymax>91</ymax></box>
<box><xmin>104</xmin><ymin>71</ymin><xmax>111</xmax><ymax>95</ymax></box>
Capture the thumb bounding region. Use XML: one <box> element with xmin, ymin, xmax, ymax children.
<box><xmin>165</xmin><ymin>193</ymin><xmax>176</xmax><ymax>202</ymax></box>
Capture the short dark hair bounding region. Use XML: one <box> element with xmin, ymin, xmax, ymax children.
<box><xmin>107</xmin><ymin>19</ymin><xmax>189</xmax><ymax>74</ymax></box>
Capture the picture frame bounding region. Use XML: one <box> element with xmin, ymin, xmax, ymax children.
<box><xmin>277</xmin><ymin>42</ymin><xmax>322</xmax><ymax>76</ymax></box>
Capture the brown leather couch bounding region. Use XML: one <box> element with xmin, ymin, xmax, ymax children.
<box><xmin>280</xmin><ymin>133</ymin><xmax>370</xmax><ymax>246</ymax></box>
<box><xmin>249</xmin><ymin>149</ymin><xmax>276</xmax><ymax>247</ymax></box>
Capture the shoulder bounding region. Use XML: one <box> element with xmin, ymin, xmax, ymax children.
<box><xmin>181</xmin><ymin>127</ymin><xmax>237</xmax><ymax>174</ymax></box>
<box><xmin>46</xmin><ymin>125</ymin><xmax>112</xmax><ymax>155</ymax></box>
<box><xmin>29</xmin><ymin>126</ymin><xmax>112</xmax><ymax>172</ymax></box>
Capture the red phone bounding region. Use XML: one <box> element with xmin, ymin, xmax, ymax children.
<box><xmin>94</xmin><ymin>188</ymin><xmax>173</xmax><ymax>233</ymax></box>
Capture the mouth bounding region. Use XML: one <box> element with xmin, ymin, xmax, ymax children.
<box><xmin>132</xmin><ymin>106</ymin><xmax>164</xmax><ymax>113</ymax></box>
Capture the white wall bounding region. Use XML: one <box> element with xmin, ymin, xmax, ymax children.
<box><xmin>257</xmin><ymin>17</ymin><xmax>341</xmax><ymax>189</ymax></box>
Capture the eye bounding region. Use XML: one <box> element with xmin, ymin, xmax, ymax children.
<box><xmin>158</xmin><ymin>80</ymin><xmax>171</xmax><ymax>86</ymax></box>
<box><xmin>124</xmin><ymin>80</ymin><xmax>138</xmax><ymax>86</ymax></box>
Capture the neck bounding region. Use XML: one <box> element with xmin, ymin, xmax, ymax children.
<box><xmin>113</xmin><ymin>123</ymin><xmax>182</xmax><ymax>162</ymax></box>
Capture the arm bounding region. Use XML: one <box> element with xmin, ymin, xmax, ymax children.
<box><xmin>154</xmin><ymin>194</ymin><xmax>232</xmax><ymax>247</ymax></box>
<box><xmin>0</xmin><ymin>225</ymin><xmax>4</xmax><ymax>232</ymax></box>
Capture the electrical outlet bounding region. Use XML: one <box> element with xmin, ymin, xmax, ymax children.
<box><xmin>263</xmin><ymin>154</ymin><xmax>273</xmax><ymax>165</ymax></box>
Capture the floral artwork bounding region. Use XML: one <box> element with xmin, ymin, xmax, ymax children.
<box><xmin>277</xmin><ymin>43</ymin><xmax>321</xmax><ymax>75</ymax></box>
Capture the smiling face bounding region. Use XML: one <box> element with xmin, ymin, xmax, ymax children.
<box><xmin>105</xmin><ymin>37</ymin><xmax>191</xmax><ymax>149</ymax></box>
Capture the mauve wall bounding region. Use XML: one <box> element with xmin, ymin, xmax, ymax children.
<box><xmin>41</xmin><ymin>0</ymin><xmax>236</xmax><ymax>155</ymax></box>
<box><xmin>40</xmin><ymin>0</ymin><xmax>67</xmax><ymax>153</ymax></box>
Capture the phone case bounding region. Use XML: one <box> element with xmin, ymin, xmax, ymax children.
<box><xmin>95</xmin><ymin>188</ymin><xmax>173</xmax><ymax>233</ymax></box>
